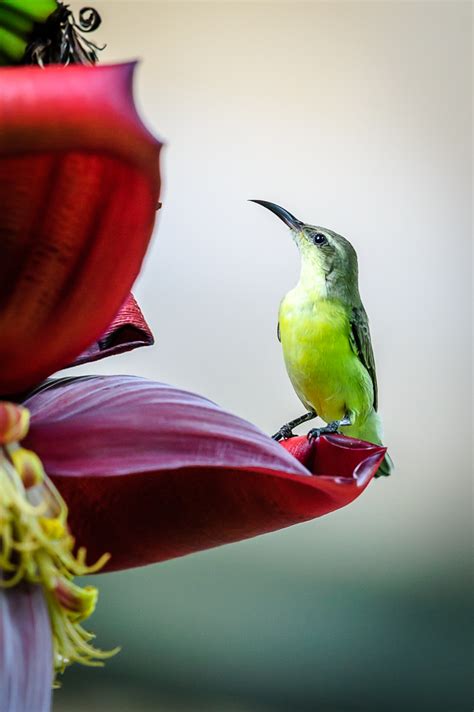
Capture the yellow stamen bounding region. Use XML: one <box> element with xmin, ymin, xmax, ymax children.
<box><xmin>9</xmin><ymin>444</ymin><xmax>45</xmax><ymax>488</ymax></box>
<box><xmin>0</xmin><ymin>402</ymin><xmax>118</xmax><ymax>683</ymax></box>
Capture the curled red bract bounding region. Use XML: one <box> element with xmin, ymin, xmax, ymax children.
<box><xmin>23</xmin><ymin>376</ymin><xmax>386</xmax><ymax>571</ymax></box>
<box><xmin>69</xmin><ymin>293</ymin><xmax>154</xmax><ymax>367</ymax></box>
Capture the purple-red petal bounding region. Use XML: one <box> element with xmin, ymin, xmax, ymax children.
<box><xmin>0</xmin><ymin>584</ymin><xmax>53</xmax><ymax>712</ymax></box>
<box><xmin>68</xmin><ymin>293</ymin><xmax>154</xmax><ymax>367</ymax></box>
<box><xmin>0</xmin><ymin>63</ymin><xmax>161</xmax><ymax>394</ymax></box>
<box><xmin>23</xmin><ymin>376</ymin><xmax>385</xmax><ymax>572</ymax></box>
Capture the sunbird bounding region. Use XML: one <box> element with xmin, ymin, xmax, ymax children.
<box><xmin>251</xmin><ymin>200</ymin><xmax>393</xmax><ymax>477</ymax></box>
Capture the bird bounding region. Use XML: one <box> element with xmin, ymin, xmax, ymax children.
<box><xmin>251</xmin><ymin>199</ymin><xmax>393</xmax><ymax>477</ymax></box>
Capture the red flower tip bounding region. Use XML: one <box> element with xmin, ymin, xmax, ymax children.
<box><xmin>280</xmin><ymin>434</ymin><xmax>387</xmax><ymax>484</ymax></box>
<box><xmin>0</xmin><ymin>62</ymin><xmax>161</xmax><ymax>173</ymax></box>
<box><xmin>69</xmin><ymin>293</ymin><xmax>154</xmax><ymax>367</ymax></box>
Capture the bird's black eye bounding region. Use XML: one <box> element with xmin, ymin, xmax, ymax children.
<box><xmin>312</xmin><ymin>232</ymin><xmax>327</xmax><ymax>246</ymax></box>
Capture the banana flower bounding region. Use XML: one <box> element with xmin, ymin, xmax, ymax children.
<box><xmin>0</xmin><ymin>32</ymin><xmax>385</xmax><ymax>712</ymax></box>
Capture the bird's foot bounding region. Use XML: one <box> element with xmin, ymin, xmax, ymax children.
<box><xmin>272</xmin><ymin>410</ymin><xmax>317</xmax><ymax>441</ymax></box>
<box><xmin>307</xmin><ymin>422</ymin><xmax>339</xmax><ymax>441</ymax></box>
<box><xmin>307</xmin><ymin>416</ymin><xmax>351</xmax><ymax>442</ymax></box>
<box><xmin>272</xmin><ymin>424</ymin><xmax>296</xmax><ymax>441</ymax></box>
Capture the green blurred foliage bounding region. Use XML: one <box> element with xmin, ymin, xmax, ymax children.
<box><xmin>54</xmin><ymin>537</ymin><xmax>471</xmax><ymax>712</ymax></box>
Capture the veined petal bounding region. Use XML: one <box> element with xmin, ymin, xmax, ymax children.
<box><xmin>0</xmin><ymin>583</ymin><xmax>53</xmax><ymax>712</ymax></box>
<box><xmin>23</xmin><ymin>376</ymin><xmax>385</xmax><ymax>572</ymax></box>
<box><xmin>0</xmin><ymin>63</ymin><xmax>161</xmax><ymax>394</ymax></box>
<box><xmin>68</xmin><ymin>294</ymin><xmax>154</xmax><ymax>368</ymax></box>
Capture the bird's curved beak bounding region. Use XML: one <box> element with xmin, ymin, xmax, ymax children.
<box><xmin>250</xmin><ymin>200</ymin><xmax>303</xmax><ymax>231</ymax></box>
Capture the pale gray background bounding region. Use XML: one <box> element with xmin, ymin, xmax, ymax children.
<box><xmin>56</xmin><ymin>2</ymin><xmax>472</xmax><ymax>711</ymax></box>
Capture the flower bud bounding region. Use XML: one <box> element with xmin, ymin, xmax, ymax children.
<box><xmin>54</xmin><ymin>578</ymin><xmax>98</xmax><ymax>622</ymax></box>
<box><xmin>0</xmin><ymin>402</ymin><xmax>29</xmax><ymax>444</ymax></box>
<box><xmin>9</xmin><ymin>446</ymin><xmax>44</xmax><ymax>488</ymax></box>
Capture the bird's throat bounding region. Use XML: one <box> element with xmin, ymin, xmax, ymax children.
<box><xmin>297</xmin><ymin>253</ymin><xmax>328</xmax><ymax>299</ymax></box>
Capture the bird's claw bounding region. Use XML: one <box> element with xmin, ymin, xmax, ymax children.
<box><xmin>272</xmin><ymin>424</ymin><xmax>296</xmax><ymax>441</ymax></box>
<box><xmin>307</xmin><ymin>420</ymin><xmax>342</xmax><ymax>442</ymax></box>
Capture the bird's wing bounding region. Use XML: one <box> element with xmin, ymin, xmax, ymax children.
<box><xmin>277</xmin><ymin>321</ymin><xmax>281</xmax><ymax>342</ymax></box>
<box><xmin>349</xmin><ymin>305</ymin><xmax>378</xmax><ymax>410</ymax></box>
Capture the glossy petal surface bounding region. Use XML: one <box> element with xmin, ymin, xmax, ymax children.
<box><xmin>69</xmin><ymin>294</ymin><xmax>154</xmax><ymax>367</ymax></box>
<box><xmin>0</xmin><ymin>63</ymin><xmax>161</xmax><ymax>394</ymax></box>
<box><xmin>23</xmin><ymin>376</ymin><xmax>385</xmax><ymax>571</ymax></box>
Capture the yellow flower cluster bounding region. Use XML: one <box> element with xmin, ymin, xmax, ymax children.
<box><xmin>0</xmin><ymin>401</ymin><xmax>118</xmax><ymax>682</ymax></box>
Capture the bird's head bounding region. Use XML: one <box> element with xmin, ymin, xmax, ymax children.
<box><xmin>250</xmin><ymin>200</ymin><xmax>359</xmax><ymax>297</ymax></box>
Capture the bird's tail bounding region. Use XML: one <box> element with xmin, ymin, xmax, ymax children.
<box><xmin>344</xmin><ymin>410</ymin><xmax>393</xmax><ymax>477</ymax></box>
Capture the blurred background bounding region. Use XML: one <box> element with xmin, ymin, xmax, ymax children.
<box><xmin>55</xmin><ymin>2</ymin><xmax>471</xmax><ymax>711</ymax></box>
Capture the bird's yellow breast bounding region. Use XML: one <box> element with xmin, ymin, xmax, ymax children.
<box><xmin>279</xmin><ymin>289</ymin><xmax>371</xmax><ymax>423</ymax></box>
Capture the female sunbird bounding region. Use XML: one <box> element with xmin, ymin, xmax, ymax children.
<box><xmin>251</xmin><ymin>200</ymin><xmax>393</xmax><ymax>477</ymax></box>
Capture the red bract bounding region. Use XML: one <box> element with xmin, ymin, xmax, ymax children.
<box><xmin>23</xmin><ymin>376</ymin><xmax>386</xmax><ymax>571</ymax></box>
<box><xmin>69</xmin><ymin>293</ymin><xmax>154</xmax><ymax>367</ymax></box>
<box><xmin>0</xmin><ymin>62</ymin><xmax>161</xmax><ymax>394</ymax></box>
